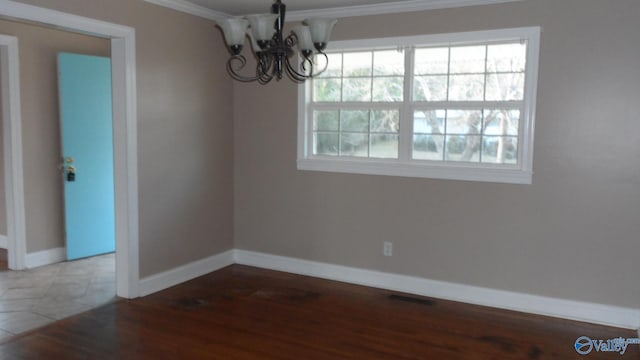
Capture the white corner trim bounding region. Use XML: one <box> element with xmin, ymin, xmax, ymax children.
<box><xmin>111</xmin><ymin>35</ymin><xmax>140</xmax><ymax>300</ymax></box>
<box><xmin>286</xmin><ymin>0</ymin><xmax>524</xmax><ymax>21</ymax></box>
<box><xmin>0</xmin><ymin>33</ymin><xmax>27</xmax><ymax>271</ymax></box>
<box><xmin>143</xmin><ymin>0</ymin><xmax>229</xmax><ymax>22</ymax></box>
<box><xmin>0</xmin><ymin>235</ymin><xmax>7</xmax><ymax>249</ymax></box>
<box><xmin>234</xmin><ymin>250</ymin><xmax>640</xmax><ymax>330</ymax></box>
<box><xmin>140</xmin><ymin>0</ymin><xmax>523</xmax><ymax>22</ymax></box>
<box><xmin>138</xmin><ymin>250</ymin><xmax>235</xmax><ymax>297</ymax></box>
<box><xmin>25</xmin><ymin>247</ymin><xmax>66</xmax><ymax>269</ymax></box>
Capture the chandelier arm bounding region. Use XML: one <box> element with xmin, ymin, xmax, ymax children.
<box><xmin>257</xmin><ymin>64</ymin><xmax>272</xmax><ymax>85</ymax></box>
<box><xmin>307</xmin><ymin>52</ymin><xmax>329</xmax><ymax>77</ymax></box>
<box><xmin>226</xmin><ymin>55</ymin><xmax>264</xmax><ymax>83</ymax></box>
<box><xmin>285</xmin><ymin>34</ymin><xmax>308</xmax><ymax>75</ymax></box>
<box><xmin>225</xmin><ymin>53</ymin><xmax>277</xmax><ymax>84</ymax></box>
<box><xmin>283</xmin><ymin>33</ymin><xmax>296</xmax><ymax>51</ymax></box>
<box><xmin>257</xmin><ymin>52</ymin><xmax>275</xmax><ymax>84</ymax></box>
<box><xmin>284</xmin><ymin>56</ymin><xmax>311</xmax><ymax>83</ymax></box>
<box><xmin>280</xmin><ymin>33</ymin><xmax>325</xmax><ymax>81</ymax></box>
<box><xmin>284</xmin><ymin>50</ymin><xmax>331</xmax><ymax>82</ymax></box>
<box><xmin>282</xmin><ymin>33</ymin><xmax>309</xmax><ymax>81</ymax></box>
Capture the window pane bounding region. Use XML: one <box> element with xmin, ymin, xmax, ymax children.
<box><xmin>413</xmin><ymin>75</ymin><xmax>447</xmax><ymax>101</ymax></box>
<box><xmin>371</xmin><ymin>110</ymin><xmax>399</xmax><ymax>133</ymax></box>
<box><xmin>314</xmin><ymin>111</ymin><xmax>339</xmax><ymax>131</ymax></box>
<box><xmin>414</xmin><ymin>47</ymin><xmax>449</xmax><ymax>75</ymax></box>
<box><xmin>448</xmin><ymin>74</ymin><xmax>485</xmax><ymax>101</ymax></box>
<box><xmin>341</xmin><ymin>110</ymin><xmax>369</xmax><ymax>132</ymax></box>
<box><xmin>317</xmin><ymin>53</ymin><xmax>343</xmax><ymax>77</ymax></box>
<box><xmin>343</xmin><ymin>78</ymin><xmax>372</xmax><ymax>102</ymax></box>
<box><xmin>486</xmin><ymin>73</ymin><xmax>525</xmax><ymax>101</ymax></box>
<box><xmin>445</xmin><ymin>135</ymin><xmax>481</xmax><ymax>162</ymax></box>
<box><xmin>314</xmin><ymin>133</ymin><xmax>339</xmax><ymax>156</ymax></box>
<box><xmin>450</xmin><ymin>45</ymin><xmax>486</xmax><ymax>74</ymax></box>
<box><xmin>373</xmin><ymin>50</ymin><xmax>404</xmax><ymax>76</ymax></box>
<box><xmin>446</xmin><ymin>110</ymin><xmax>482</xmax><ymax>134</ymax></box>
<box><xmin>371</xmin><ymin>134</ymin><xmax>399</xmax><ymax>158</ymax></box>
<box><xmin>340</xmin><ymin>133</ymin><xmax>368</xmax><ymax>157</ymax></box>
<box><xmin>303</xmin><ymin>29</ymin><xmax>539</xmax><ymax>182</ymax></box>
<box><xmin>482</xmin><ymin>136</ymin><xmax>518</xmax><ymax>164</ymax></box>
<box><xmin>313</xmin><ymin>78</ymin><xmax>341</xmax><ymax>102</ymax></box>
<box><xmin>343</xmin><ymin>52</ymin><xmax>372</xmax><ymax>77</ymax></box>
<box><xmin>372</xmin><ymin>77</ymin><xmax>403</xmax><ymax>102</ymax></box>
<box><xmin>413</xmin><ymin>110</ymin><xmax>445</xmax><ymax>134</ymax></box>
<box><xmin>413</xmin><ymin>134</ymin><xmax>444</xmax><ymax>160</ymax></box>
<box><xmin>484</xmin><ymin>109</ymin><xmax>520</xmax><ymax>136</ymax></box>
<box><xmin>487</xmin><ymin>43</ymin><xmax>526</xmax><ymax>73</ymax></box>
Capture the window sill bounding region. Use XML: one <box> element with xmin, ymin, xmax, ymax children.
<box><xmin>297</xmin><ymin>157</ymin><xmax>532</xmax><ymax>184</ymax></box>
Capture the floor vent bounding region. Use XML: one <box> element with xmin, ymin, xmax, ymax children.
<box><xmin>388</xmin><ymin>294</ymin><xmax>435</xmax><ymax>306</ymax></box>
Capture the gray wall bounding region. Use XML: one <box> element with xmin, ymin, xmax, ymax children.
<box><xmin>10</xmin><ymin>0</ymin><xmax>234</xmax><ymax>277</ymax></box>
<box><xmin>234</xmin><ymin>0</ymin><xmax>640</xmax><ymax>308</ymax></box>
<box><xmin>0</xmin><ymin>19</ymin><xmax>110</xmax><ymax>251</ymax></box>
<box><xmin>10</xmin><ymin>0</ymin><xmax>638</xmax><ymax>310</ymax></box>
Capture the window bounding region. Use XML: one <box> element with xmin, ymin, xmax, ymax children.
<box><xmin>298</xmin><ymin>27</ymin><xmax>540</xmax><ymax>184</ymax></box>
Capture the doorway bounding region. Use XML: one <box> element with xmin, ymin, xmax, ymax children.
<box><xmin>1</xmin><ymin>38</ymin><xmax>118</xmax><ymax>336</ymax></box>
<box><xmin>0</xmin><ymin>1</ymin><xmax>139</xmax><ymax>298</ymax></box>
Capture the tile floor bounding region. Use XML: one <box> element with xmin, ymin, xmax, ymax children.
<box><xmin>0</xmin><ymin>253</ymin><xmax>116</xmax><ymax>341</ymax></box>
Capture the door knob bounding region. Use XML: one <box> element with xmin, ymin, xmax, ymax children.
<box><xmin>66</xmin><ymin>165</ymin><xmax>76</xmax><ymax>182</ymax></box>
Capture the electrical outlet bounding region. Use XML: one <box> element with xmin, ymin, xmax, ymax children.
<box><xmin>383</xmin><ymin>241</ymin><xmax>393</xmax><ymax>256</ymax></box>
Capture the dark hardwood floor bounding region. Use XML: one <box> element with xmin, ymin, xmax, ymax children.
<box><xmin>0</xmin><ymin>264</ymin><xmax>637</xmax><ymax>359</ymax></box>
<box><xmin>0</xmin><ymin>248</ymin><xmax>7</xmax><ymax>271</ymax></box>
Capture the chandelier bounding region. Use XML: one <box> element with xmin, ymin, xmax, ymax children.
<box><xmin>217</xmin><ymin>0</ymin><xmax>337</xmax><ymax>84</ymax></box>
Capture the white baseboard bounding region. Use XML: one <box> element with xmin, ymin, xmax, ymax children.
<box><xmin>0</xmin><ymin>235</ymin><xmax>7</xmax><ymax>249</ymax></box>
<box><xmin>133</xmin><ymin>248</ymin><xmax>640</xmax><ymax>329</ymax></box>
<box><xmin>234</xmin><ymin>249</ymin><xmax>640</xmax><ymax>330</ymax></box>
<box><xmin>25</xmin><ymin>247</ymin><xmax>65</xmax><ymax>268</ymax></box>
<box><xmin>138</xmin><ymin>250</ymin><xmax>234</xmax><ymax>297</ymax></box>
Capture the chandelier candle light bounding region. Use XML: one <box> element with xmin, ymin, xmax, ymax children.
<box><xmin>217</xmin><ymin>0</ymin><xmax>337</xmax><ymax>84</ymax></box>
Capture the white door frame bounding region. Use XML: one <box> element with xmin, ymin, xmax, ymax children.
<box><xmin>0</xmin><ymin>34</ymin><xmax>27</xmax><ymax>269</ymax></box>
<box><xmin>0</xmin><ymin>0</ymin><xmax>140</xmax><ymax>298</ymax></box>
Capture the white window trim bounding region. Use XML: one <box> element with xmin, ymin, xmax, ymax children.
<box><xmin>298</xmin><ymin>26</ymin><xmax>540</xmax><ymax>184</ymax></box>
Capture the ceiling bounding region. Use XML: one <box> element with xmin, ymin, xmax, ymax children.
<box><xmin>144</xmin><ymin>0</ymin><xmax>523</xmax><ymax>22</ymax></box>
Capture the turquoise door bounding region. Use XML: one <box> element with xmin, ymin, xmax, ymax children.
<box><xmin>58</xmin><ymin>53</ymin><xmax>115</xmax><ymax>260</ymax></box>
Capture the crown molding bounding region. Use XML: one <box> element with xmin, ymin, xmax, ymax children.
<box><xmin>143</xmin><ymin>0</ymin><xmax>229</xmax><ymax>22</ymax></box>
<box><xmin>285</xmin><ymin>0</ymin><xmax>524</xmax><ymax>21</ymax></box>
<box><xmin>143</xmin><ymin>0</ymin><xmax>524</xmax><ymax>23</ymax></box>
